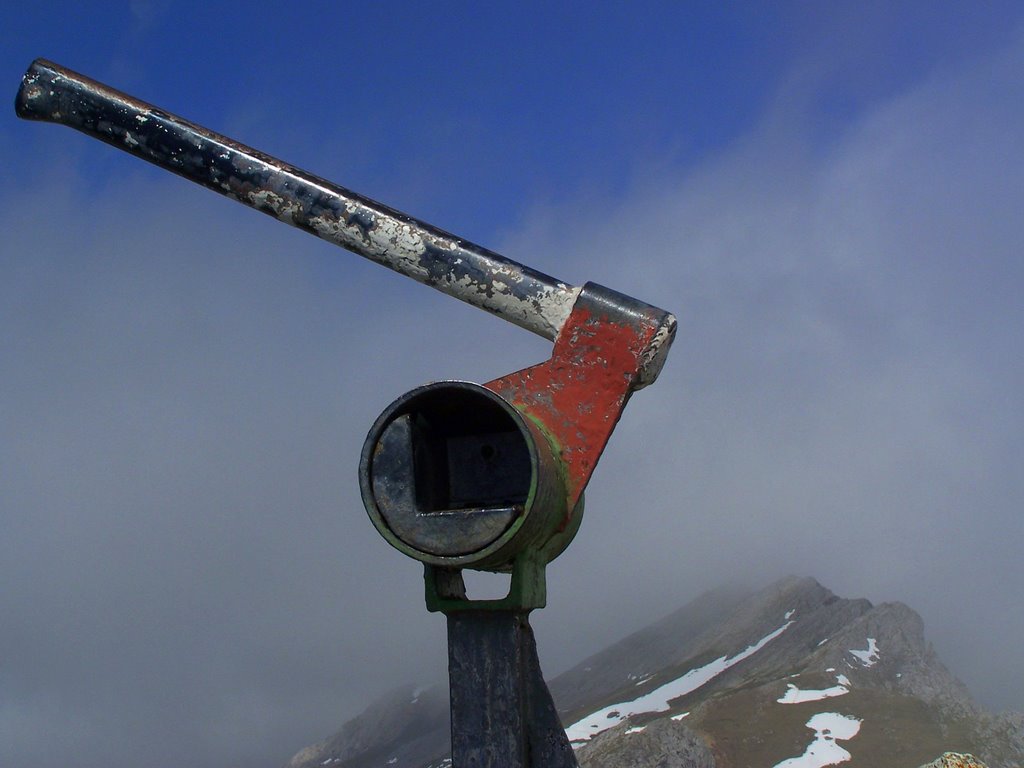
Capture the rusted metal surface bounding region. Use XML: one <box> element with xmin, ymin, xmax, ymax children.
<box><xmin>487</xmin><ymin>283</ymin><xmax>676</xmax><ymax>514</ymax></box>
<box><xmin>358</xmin><ymin>284</ymin><xmax>676</xmax><ymax>575</ymax></box>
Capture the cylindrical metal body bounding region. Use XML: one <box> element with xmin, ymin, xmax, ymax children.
<box><xmin>16</xmin><ymin>59</ymin><xmax>580</xmax><ymax>339</ymax></box>
<box><xmin>359</xmin><ymin>381</ymin><xmax>571</xmax><ymax>571</ymax></box>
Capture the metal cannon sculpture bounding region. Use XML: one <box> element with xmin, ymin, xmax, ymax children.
<box><xmin>17</xmin><ymin>59</ymin><xmax>677</xmax><ymax>768</ymax></box>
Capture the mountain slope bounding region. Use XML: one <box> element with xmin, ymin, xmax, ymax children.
<box><xmin>287</xmin><ymin>577</ymin><xmax>1022</xmax><ymax>768</ymax></box>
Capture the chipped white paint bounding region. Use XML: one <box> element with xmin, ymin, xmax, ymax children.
<box><xmin>247</xmin><ymin>180</ymin><xmax>582</xmax><ymax>339</ymax></box>
<box><xmin>21</xmin><ymin>59</ymin><xmax>671</xmax><ymax>348</ymax></box>
<box><xmin>246</xmin><ymin>189</ymin><xmax>303</xmax><ymax>226</ymax></box>
<box><xmin>636</xmin><ymin>312</ymin><xmax>677</xmax><ymax>388</ymax></box>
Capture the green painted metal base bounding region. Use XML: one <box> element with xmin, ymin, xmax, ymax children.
<box><xmin>423</xmin><ymin>497</ymin><xmax>583</xmax><ymax>613</ymax></box>
<box><xmin>425</xmin><ymin>551</ymin><xmax>547</xmax><ymax>613</ymax></box>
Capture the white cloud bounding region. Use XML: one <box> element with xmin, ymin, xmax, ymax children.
<box><xmin>521</xmin><ymin>29</ymin><xmax>1024</xmax><ymax>712</ymax></box>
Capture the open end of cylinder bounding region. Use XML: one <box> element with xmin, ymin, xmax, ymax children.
<box><xmin>362</xmin><ymin>383</ymin><xmax>538</xmax><ymax>560</ymax></box>
<box><xmin>403</xmin><ymin>392</ymin><xmax>531</xmax><ymax>513</ymax></box>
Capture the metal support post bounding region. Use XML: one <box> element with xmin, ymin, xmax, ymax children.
<box><xmin>448</xmin><ymin>611</ymin><xmax>577</xmax><ymax>768</ymax></box>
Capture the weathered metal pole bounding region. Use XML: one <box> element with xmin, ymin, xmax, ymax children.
<box><xmin>448</xmin><ymin>612</ymin><xmax>576</xmax><ymax>767</ymax></box>
<box><xmin>15</xmin><ymin>59</ymin><xmax>579</xmax><ymax>341</ymax></box>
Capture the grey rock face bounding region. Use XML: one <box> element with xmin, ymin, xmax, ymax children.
<box><xmin>821</xmin><ymin>601</ymin><xmax>978</xmax><ymax>718</ymax></box>
<box><xmin>974</xmin><ymin>711</ymin><xmax>1024</xmax><ymax>768</ymax></box>
<box><xmin>574</xmin><ymin>718</ymin><xmax>715</xmax><ymax>768</ymax></box>
<box><xmin>917</xmin><ymin>754</ymin><xmax>990</xmax><ymax>768</ymax></box>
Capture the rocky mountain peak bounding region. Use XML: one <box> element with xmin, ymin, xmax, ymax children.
<box><xmin>287</xmin><ymin>577</ymin><xmax>1023</xmax><ymax>768</ymax></box>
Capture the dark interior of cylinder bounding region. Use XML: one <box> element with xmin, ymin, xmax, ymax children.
<box><xmin>406</xmin><ymin>389</ymin><xmax>532</xmax><ymax>513</ymax></box>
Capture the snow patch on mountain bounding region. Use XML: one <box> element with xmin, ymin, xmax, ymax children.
<box><xmin>772</xmin><ymin>712</ymin><xmax>862</xmax><ymax>767</ymax></box>
<box><xmin>565</xmin><ymin>620</ymin><xmax>794</xmax><ymax>744</ymax></box>
<box><xmin>778</xmin><ymin>674</ymin><xmax>852</xmax><ymax>704</ymax></box>
<box><xmin>849</xmin><ymin>638</ymin><xmax>879</xmax><ymax>667</ymax></box>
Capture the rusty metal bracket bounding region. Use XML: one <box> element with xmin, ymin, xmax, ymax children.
<box><xmin>487</xmin><ymin>282</ymin><xmax>674</xmax><ymax>515</ymax></box>
<box><xmin>418</xmin><ymin>285</ymin><xmax>674</xmax><ymax>613</ymax></box>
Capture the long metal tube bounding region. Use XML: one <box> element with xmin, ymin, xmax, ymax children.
<box><xmin>15</xmin><ymin>59</ymin><xmax>580</xmax><ymax>340</ymax></box>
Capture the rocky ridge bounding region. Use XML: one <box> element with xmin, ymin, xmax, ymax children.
<box><xmin>287</xmin><ymin>577</ymin><xmax>1023</xmax><ymax>768</ymax></box>
<box><xmin>919</xmin><ymin>754</ymin><xmax>990</xmax><ymax>768</ymax></box>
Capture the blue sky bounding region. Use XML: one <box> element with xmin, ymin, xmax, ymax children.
<box><xmin>3</xmin><ymin>3</ymin><xmax>1024</xmax><ymax>768</ymax></box>
<box><xmin>6</xmin><ymin>3</ymin><xmax>1016</xmax><ymax>239</ymax></box>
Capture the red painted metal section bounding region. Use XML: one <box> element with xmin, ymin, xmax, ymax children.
<box><xmin>485</xmin><ymin>300</ymin><xmax>664</xmax><ymax>519</ymax></box>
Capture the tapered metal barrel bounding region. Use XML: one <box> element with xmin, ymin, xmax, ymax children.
<box><xmin>448</xmin><ymin>612</ymin><xmax>578</xmax><ymax>767</ymax></box>
<box><xmin>15</xmin><ymin>58</ymin><xmax>580</xmax><ymax>339</ymax></box>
